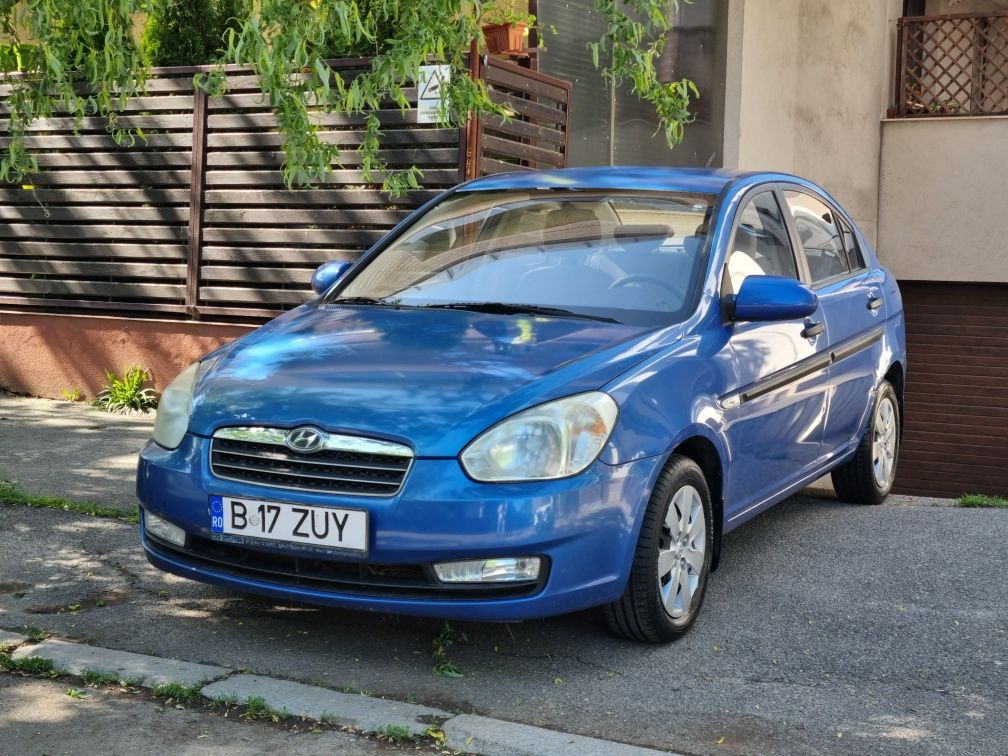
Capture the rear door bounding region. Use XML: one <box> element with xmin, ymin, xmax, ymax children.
<box><xmin>780</xmin><ymin>188</ymin><xmax>887</xmax><ymax>456</ymax></box>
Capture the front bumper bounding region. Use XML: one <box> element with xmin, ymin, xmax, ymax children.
<box><xmin>137</xmin><ymin>434</ymin><xmax>663</xmax><ymax>621</ymax></box>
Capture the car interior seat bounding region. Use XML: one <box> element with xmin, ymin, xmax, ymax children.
<box><xmin>728</xmin><ymin>224</ymin><xmax>766</xmax><ymax>291</ymax></box>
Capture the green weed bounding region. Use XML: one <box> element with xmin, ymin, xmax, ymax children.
<box><xmin>92</xmin><ymin>366</ymin><xmax>157</xmax><ymax>414</ymax></box>
<box><xmin>0</xmin><ymin>481</ymin><xmax>139</xmax><ymax>523</ymax></box>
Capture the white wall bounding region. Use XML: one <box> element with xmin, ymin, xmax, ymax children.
<box><xmin>878</xmin><ymin>116</ymin><xmax>1008</xmax><ymax>283</ymax></box>
<box><xmin>723</xmin><ymin>0</ymin><xmax>902</xmax><ymax>247</ymax></box>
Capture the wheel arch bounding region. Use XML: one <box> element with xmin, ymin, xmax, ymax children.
<box><xmin>669</xmin><ymin>435</ymin><xmax>724</xmax><ymax>571</ymax></box>
<box><xmin>884</xmin><ymin>360</ymin><xmax>905</xmax><ymax>436</ymax></box>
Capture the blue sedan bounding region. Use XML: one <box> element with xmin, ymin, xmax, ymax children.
<box><xmin>138</xmin><ymin>167</ymin><xmax>906</xmax><ymax>641</ymax></box>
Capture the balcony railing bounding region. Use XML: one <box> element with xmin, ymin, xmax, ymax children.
<box><xmin>894</xmin><ymin>12</ymin><xmax>1008</xmax><ymax>117</ymax></box>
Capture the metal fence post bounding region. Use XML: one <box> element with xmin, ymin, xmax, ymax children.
<box><xmin>186</xmin><ymin>86</ymin><xmax>209</xmax><ymax>319</ymax></box>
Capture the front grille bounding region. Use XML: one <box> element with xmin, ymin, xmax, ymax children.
<box><xmin>146</xmin><ymin>532</ymin><xmax>545</xmax><ymax>600</ymax></box>
<box><xmin>210</xmin><ymin>427</ymin><xmax>412</xmax><ymax>496</ymax></box>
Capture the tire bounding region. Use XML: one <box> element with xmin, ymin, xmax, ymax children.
<box><xmin>604</xmin><ymin>454</ymin><xmax>713</xmax><ymax>643</ymax></box>
<box><xmin>831</xmin><ymin>379</ymin><xmax>900</xmax><ymax>505</ymax></box>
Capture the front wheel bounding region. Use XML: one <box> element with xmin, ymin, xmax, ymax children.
<box><xmin>604</xmin><ymin>455</ymin><xmax>713</xmax><ymax>642</ymax></box>
<box><xmin>831</xmin><ymin>379</ymin><xmax>900</xmax><ymax>505</ymax></box>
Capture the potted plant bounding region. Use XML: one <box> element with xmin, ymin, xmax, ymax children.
<box><xmin>481</xmin><ymin>5</ymin><xmax>534</xmax><ymax>56</ymax></box>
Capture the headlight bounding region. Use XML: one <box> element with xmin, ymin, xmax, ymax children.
<box><xmin>460</xmin><ymin>392</ymin><xmax>618</xmax><ymax>482</ymax></box>
<box><xmin>152</xmin><ymin>362</ymin><xmax>200</xmax><ymax>450</ymax></box>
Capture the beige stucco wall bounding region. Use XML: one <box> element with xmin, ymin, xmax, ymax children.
<box><xmin>878</xmin><ymin>116</ymin><xmax>1008</xmax><ymax>283</ymax></box>
<box><xmin>723</xmin><ymin>0</ymin><xmax>902</xmax><ymax>247</ymax></box>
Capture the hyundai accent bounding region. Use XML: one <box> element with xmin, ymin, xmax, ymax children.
<box><xmin>137</xmin><ymin>167</ymin><xmax>906</xmax><ymax>642</ymax></box>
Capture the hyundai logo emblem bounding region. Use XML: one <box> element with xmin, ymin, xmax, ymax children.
<box><xmin>285</xmin><ymin>427</ymin><xmax>324</xmax><ymax>453</ymax></box>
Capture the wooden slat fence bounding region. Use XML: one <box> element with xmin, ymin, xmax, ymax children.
<box><xmin>0</xmin><ymin>56</ymin><xmax>569</xmax><ymax>322</ymax></box>
<box><xmin>894</xmin><ymin>12</ymin><xmax>1008</xmax><ymax>116</ymax></box>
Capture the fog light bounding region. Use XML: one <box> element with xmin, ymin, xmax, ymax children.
<box><xmin>144</xmin><ymin>509</ymin><xmax>187</xmax><ymax>547</ymax></box>
<box><xmin>433</xmin><ymin>557</ymin><xmax>541</xmax><ymax>584</ymax></box>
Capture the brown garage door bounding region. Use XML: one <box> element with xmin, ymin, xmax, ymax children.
<box><xmin>895</xmin><ymin>281</ymin><xmax>1008</xmax><ymax>498</ymax></box>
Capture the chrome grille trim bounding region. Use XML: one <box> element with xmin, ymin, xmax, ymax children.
<box><xmin>210</xmin><ymin>426</ymin><xmax>413</xmax><ymax>497</ymax></box>
<box><xmin>213</xmin><ymin>426</ymin><xmax>413</xmax><ymax>458</ymax></box>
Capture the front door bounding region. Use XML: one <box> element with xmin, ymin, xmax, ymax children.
<box><xmin>722</xmin><ymin>189</ymin><xmax>831</xmax><ymax>522</ymax></box>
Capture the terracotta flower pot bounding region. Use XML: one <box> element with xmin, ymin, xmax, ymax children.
<box><xmin>482</xmin><ymin>22</ymin><xmax>528</xmax><ymax>55</ymax></box>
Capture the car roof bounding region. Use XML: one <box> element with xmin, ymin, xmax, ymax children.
<box><xmin>459</xmin><ymin>166</ymin><xmax>776</xmax><ymax>195</ymax></box>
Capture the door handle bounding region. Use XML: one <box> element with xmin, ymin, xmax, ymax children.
<box><xmin>867</xmin><ymin>296</ymin><xmax>883</xmax><ymax>311</ymax></box>
<box><xmin>801</xmin><ymin>321</ymin><xmax>824</xmax><ymax>339</ymax></box>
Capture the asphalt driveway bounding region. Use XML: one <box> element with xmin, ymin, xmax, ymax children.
<box><xmin>1</xmin><ymin>394</ymin><xmax>1005</xmax><ymax>755</ymax></box>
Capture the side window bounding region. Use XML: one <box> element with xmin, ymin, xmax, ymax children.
<box><xmin>839</xmin><ymin>217</ymin><xmax>866</xmax><ymax>271</ymax></box>
<box><xmin>783</xmin><ymin>190</ymin><xmax>849</xmax><ymax>285</ymax></box>
<box><xmin>727</xmin><ymin>191</ymin><xmax>797</xmax><ymax>292</ymax></box>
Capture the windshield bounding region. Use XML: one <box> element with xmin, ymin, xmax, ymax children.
<box><xmin>326</xmin><ymin>190</ymin><xmax>716</xmax><ymax>325</ymax></box>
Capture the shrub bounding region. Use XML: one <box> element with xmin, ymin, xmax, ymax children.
<box><xmin>92</xmin><ymin>366</ymin><xmax>158</xmax><ymax>414</ymax></box>
<box><xmin>141</xmin><ymin>0</ymin><xmax>246</xmax><ymax>67</ymax></box>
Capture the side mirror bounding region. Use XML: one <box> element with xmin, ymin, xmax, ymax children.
<box><xmin>311</xmin><ymin>260</ymin><xmax>352</xmax><ymax>295</ymax></box>
<box><xmin>730</xmin><ymin>275</ymin><xmax>818</xmax><ymax>322</ymax></box>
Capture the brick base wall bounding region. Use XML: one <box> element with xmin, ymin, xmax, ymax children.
<box><xmin>0</xmin><ymin>312</ymin><xmax>253</xmax><ymax>400</ymax></box>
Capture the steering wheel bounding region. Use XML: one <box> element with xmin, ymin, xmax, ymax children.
<box><xmin>607</xmin><ymin>274</ymin><xmax>685</xmax><ymax>303</ymax></box>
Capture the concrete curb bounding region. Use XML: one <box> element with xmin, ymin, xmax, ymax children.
<box><xmin>8</xmin><ymin>638</ymin><xmax>668</xmax><ymax>755</ymax></box>
<box><xmin>202</xmin><ymin>674</ymin><xmax>447</xmax><ymax>736</ymax></box>
<box><xmin>11</xmin><ymin>639</ymin><xmax>228</xmax><ymax>687</ymax></box>
<box><xmin>443</xmin><ymin>713</ymin><xmax>665</xmax><ymax>756</ymax></box>
<box><xmin>0</xmin><ymin>630</ymin><xmax>27</xmax><ymax>648</ymax></box>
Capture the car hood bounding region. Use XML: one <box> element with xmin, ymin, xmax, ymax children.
<box><xmin>189</xmin><ymin>304</ymin><xmax>680</xmax><ymax>456</ymax></box>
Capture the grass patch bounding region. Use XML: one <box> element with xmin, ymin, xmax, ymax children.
<box><xmin>378</xmin><ymin>724</ymin><xmax>413</xmax><ymax>743</ymax></box>
<box><xmin>0</xmin><ymin>482</ymin><xmax>139</xmax><ymax>524</ymax></box>
<box><xmin>431</xmin><ymin>621</ymin><xmax>468</xmax><ymax>678</ymax></box>
<box><xmin>150</xmin><ymin>682</ymin><xmax>203</xmax><ymax>704</ymax></box>
<box><xmin>1</xmin><ymin>654</ymin><xmax>56</xmax><ymax>676</ymax></box>
<box><xmin>209</xmin><ymin>692</ymin><xmax>239</xmax><ymax>708</ymax></box>
<box><xmin>81</xmin><ymin>669</ymin><xmax>122</xmax><ymax>686</ymax></box>
<box><xmin>959</xmin><ymin>493</ymin><xmax>1008</xmax><ymax>509</ymax></box>
<box><xmin>18</xmin><ymin>624</ymin><xmax>47</xmax><ymax>643</ymax></box>
<box><xmin>241</xmin><ymin>695</ymin><xmax>287</xmax><ymax>722</ymax></box>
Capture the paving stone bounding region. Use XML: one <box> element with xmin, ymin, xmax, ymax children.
<box><xmin>442</xmin><ymin>713</ymin><xmax>669</xmax><ymax>756</ymax></box>
<box><xmin>11</xmin><ymin>639</ymin><xmax>227</xmax><ymax>687</ymax></box>
<box><xmin>201</xmin><ymin>675</ymin><xmax>449</xmax><ymax>736</ymax></box>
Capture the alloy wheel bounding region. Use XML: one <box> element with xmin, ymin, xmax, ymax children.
<box><xmin>872</xmin><ymin>395</ymin><xmax>898</xmax><ymax>489</ymax></box>
<box><xmin>657</xmin><ymin>484</ymin><xmax>706</xmax><ymax>618</ymax></box>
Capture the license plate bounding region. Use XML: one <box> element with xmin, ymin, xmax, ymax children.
<box><xmin>209</xmin><ymin>495</ymin><xmax>367</xmax><ymax>552</ymax></box>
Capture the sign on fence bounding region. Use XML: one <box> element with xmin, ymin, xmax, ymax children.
<box><xmin>416</xmin><ymin>65</ymin><xmax>451</xmax><ymax>124</ymax></box>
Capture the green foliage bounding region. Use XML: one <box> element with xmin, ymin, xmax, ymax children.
<box><xmin>1</xmin><ymin>654</ymin><xmax>56</xmax><ymax>676</ymax></box>
<box><xmin>0</xmin><ymin>43</ymin><xmax>38</xmax><ymax>72</ymax></box>
<box><xmin>378</xmin><ymin>724</ymin><xmax>412</xmax><ymax>743</ymax></box>
<box><xmin>92</xmin><ymin>366</ymin><xmax>157</xmax><ymax>414</ymax></box>
<box><xmin>141</xmin><ymin>0</ymin><xmax>245</xmax><ymax>67</ymax></box>
<box><xmin>60</xmin><ymin>387</ymin><xmax>82</xmax><ymax>402</ymax></box>
<box><xmin>2</xmin><ymin>0</ymin><xmax>698</xmax><ymax>194</ymax></box>
<box><xmin>0</xmin><ymin>0</ymin><xmax>155</xmax><ymax>183</ymax></box>
<box><xmin>19</xmin><ymin>625</ymin><xmax>48</xmax><ymax>643</ymax></box>
<box><xmin>151</xmin><ymin>681</ymin><xmax>205</xmax><ymax>703</ymax></box>
<box><xmin>589</xmin><ymin>0</ymin><xmax>697</xmax><ymax>146</ymax></box>
<box><xmin>431</xmin><ymin>621</ymin><xmax>468</xmax><ymax>678</ymax></box>
<box><xmin>81</xmin><ymin>669</ymin><xmax>122</xmax><ymax>685</ymax></box>
<box><xmin>0</xmin><ymin>480</ymin><xmax>140</xmax><ymax>523</ymax></box>
<box><xmin>959</xmin><ymin>493</ymin><xmax>1008</xmax><ymax>509</ymax></box>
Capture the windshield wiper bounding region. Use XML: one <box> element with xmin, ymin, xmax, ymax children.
<box><xmin>419</xmin><ymin>301</ymin><xmax>619</xmax><ymax>323</ymax></box>
<box><xmin>328</xmin><ymin>296</ymin><xmax>414</xmax><ymax>307</ymax></box>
